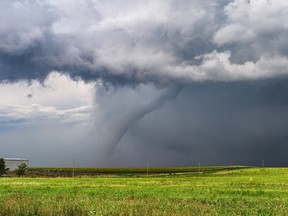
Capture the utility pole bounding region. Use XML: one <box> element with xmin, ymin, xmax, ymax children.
<box><xmin>262</xmin><ymin>160</ymin><xmax>265</xmax><ymax>167</ymax></box>
<box><xmin>146</xmin><ymin>162</ymin><xmax>149</xmax><ymax>176</ymax></box>
<box><xmin>72</xmin><ymin>160</ymin><xmax>76</xmax><ymax>178</ymax></box>
<box><xmin>198</xmin><ymin>162</ymin><xmax>201</xmax><ymax>173</ymax></box>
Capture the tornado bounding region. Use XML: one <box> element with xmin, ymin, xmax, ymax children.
<box><xmin>102</xmin><ymin>85</ymin><xmax>183</xmax><ymax>156</ymax></box>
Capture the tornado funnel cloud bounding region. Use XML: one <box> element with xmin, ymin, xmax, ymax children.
<box><xmin>102</xmin><ymin>86</ymin><xmax>183</xmax><ymax>156</ymax></box>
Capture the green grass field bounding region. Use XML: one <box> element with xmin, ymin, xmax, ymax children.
<box><xmin>0</xmin><ymin>167</ymin><xmax>288</xmax><ymax>215</ymax></box>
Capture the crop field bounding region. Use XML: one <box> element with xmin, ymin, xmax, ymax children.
<box><xmin>0</xmin><ymin>167</ymin><xmax>288</xmax><ymax>215</ymax></box>
<box><xmin>27</xmin><ymin>166</ymin><xmax>248</xmax><ymax>177</ymax></box>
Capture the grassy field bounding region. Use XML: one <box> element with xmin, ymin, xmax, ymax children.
<box><xmin>0</xmin><ymin>167</ymin><xmax>288</xmax><ymax>215</ymax></box>
<box><xmin>27</xmin><ymin>166</ymin><xmax>249</xmax><ymax>177</ymax></box>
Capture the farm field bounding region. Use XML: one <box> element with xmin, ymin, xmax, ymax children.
<box><xmin>0</xmin><ymin>167</ymin><xmax>288</xmax><ymax>215</ymax></box>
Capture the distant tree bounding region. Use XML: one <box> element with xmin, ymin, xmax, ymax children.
<box><xmin>0</xmin><ymin>158</ymin><xmax>9</xmax><ymax>176</ymax></box>
<box><xmin>15</xmin><ymin>163</ymin><xmax>28</xmax><ymax>177</ymax></box>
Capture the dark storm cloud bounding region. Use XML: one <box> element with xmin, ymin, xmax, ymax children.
<box><xmin>1</xmin><ymin>0</ymin><xmax>288</xmax><ymax>166</ymax></box>
<box><xmin>100</xmin><ymin>81</ymin><xmax>288</xmax><ymax>167</ymax></box>
<box><xmin>1</xmin><ymin>0</ymin><xmax>288</xmax><ymax>84</ymax></box>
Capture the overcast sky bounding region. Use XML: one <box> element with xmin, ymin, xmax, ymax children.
<box><xmin>1</xmin><ymin>0</ymin><xmax>288</xmax><ymax>167</ymax></box>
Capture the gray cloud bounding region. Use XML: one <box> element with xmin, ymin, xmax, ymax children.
<box><xmin>0</xmin><ymin>104</ymin><xmax>92</xmax><ymax>126</ymax></box>
<box><xmin>1</xmin><ymin>0</ymin><xmax>288</xmax><ymax>167</ymax></box>
<box><xmin>1</xmin><ymin>0</ymin><xmax>288</xmax><ymax>84</ymax></box>
<box><xmin>91</xmin><ymin>81</ymin><xmax>288</xmax><ymax>167</ymax></box>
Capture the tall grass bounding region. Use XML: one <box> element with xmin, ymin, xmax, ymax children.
<box><xmin>0</xmin><ymin>167</ymin><xmax>288</xmax><ymax>215</ymax></box>
<box><xmin>0</xmin><ymin>194</ymin><xmax>215</xmax><ymax>216</ymax></box>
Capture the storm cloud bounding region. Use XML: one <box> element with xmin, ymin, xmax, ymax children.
<box><xmin>1</xmin><ymin>0</ymin><xmax>288</xmax><ymax>84</ymax></box>
<box><xmin>1</xmin><ymin>0</ymin><xmax>288</xmax><ymax>166</ymax></box>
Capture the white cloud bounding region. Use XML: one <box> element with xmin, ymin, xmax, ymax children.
<box><xmin>0</xmin><ymin>104</ymin><xmax>92</xmax><ymax>125</ymax></box>
<box><xmin>0</xmin><ymin>72</ymin><xmax>94</xmax><ymax>107</ymax></box>
<box><xmin>0</xmin><ymin>0</ymin><xmax>57</xmax><ymax>54</ymax></box>
<box><xmin>214</xmin><ymin>0</ymin><xmax>288</xmax><ymax>53</ymax></box>
<box><xmin>0</xmin><ymin>72</ymin><xmax>94</xmax><ymax>126</ymax></box>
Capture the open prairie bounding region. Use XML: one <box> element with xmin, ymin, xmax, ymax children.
<box><xmin>0</xmin><ymin>167</ymin><xmax>288</xmax><ymax>215</ymax></box>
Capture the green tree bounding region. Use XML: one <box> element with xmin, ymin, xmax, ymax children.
<box><xmin>15</xmin><ymin>163</ymin><xmax>28</xmax><ymax>177</ymax></box>
<box><xmin>0</xmin><ymin>158</ymin><xmax>9</xmax><ymax>176</ymax></box>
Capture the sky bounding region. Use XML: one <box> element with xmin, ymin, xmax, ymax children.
<box><xmin>1</xmin><ymin>0</ymin><xmax>288</xmax><ymax>167</ymax></box>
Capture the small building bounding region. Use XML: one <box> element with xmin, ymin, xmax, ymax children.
<box><xmin>4</xmin><ymin>158</ymin><xmax>29</xmax><ymax>171</ymax></box>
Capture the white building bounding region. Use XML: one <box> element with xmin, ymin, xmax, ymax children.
<box><xmin>4</xmin><ymin>158</ymin><xmax>29</xmax><ymax>171</ymax></box>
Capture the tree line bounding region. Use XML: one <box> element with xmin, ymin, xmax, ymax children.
<box><xmin>0</xmin><ymin>158</ymin><xmax>28</xmax><ymax>177</ymax></box>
